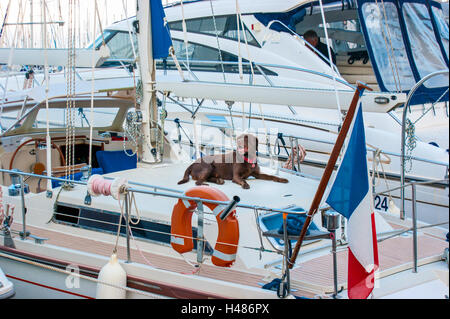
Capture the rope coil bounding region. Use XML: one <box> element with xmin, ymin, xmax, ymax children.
<box><xmin>87</xmin><ymin>175</ymin><xmax>128</xmax><ymax>200</ymax></box>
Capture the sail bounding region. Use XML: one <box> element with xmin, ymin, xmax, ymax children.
<box><xmin>151</xmin><ymin>0</ymin><xmax>172</xmax><ymax>59</ymax></box>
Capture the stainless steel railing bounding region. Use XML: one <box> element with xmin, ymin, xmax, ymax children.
<box><xmin>400</xmin><ymin>69</ymin><xmax>450</xmax><ymax>220</ymax></box>
<box><xmin>168</xmin><ymin>117</ymin><xmax>449</xmax><ymax>183</ymax></box>
<box><xmin>374</xmin><ymin>178</ymin><xmax>449</xmax><ymax>273</ymax></box>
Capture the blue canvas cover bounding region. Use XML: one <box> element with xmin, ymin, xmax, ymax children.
<box><xmin>96</xmin><ymin>150</ymin><xmax>137</xmax><ymax>174</ymax></box>
<box><xmin>357</xmin><ymin>0</ymin><xmax>449</xmax><ymax>105</ymax></box>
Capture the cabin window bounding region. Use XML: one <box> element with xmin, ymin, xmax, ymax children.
<box><xmin>163</xmin><ymin>39</ymin><xmax>277</xmax><ymax>76</ymax></box>
<box><xmin>431</xmin><ymin>6</ymin><xmax>449</xmax><ymax>60</ymax></box>
<box><xmin>169</xmin><ymin>15</ymin><xmax>260</xmax><ymax>47</ymax></box>
<box><xmin>89</xmin><ymin>30</ymin><xmax>116</xmax><ymax>50</ymax></box>
<box><xmin>33</xmin><ymin>107</ymin><xmax>118</xmax><ymax>129</ymax></box>
<box><xmin>0</xmin><ymin>109</ymin><xmax>23</xmax><ymax>131</ymax></box>
<box><xmin>53</xmin><ymin>204</ymin><xmax>212</xmax><ymax>253</ymax></box>
<box><xmin>361</xmin><ymin>2</ymin><xmax>416</xmax><ymax>92</ymax></box>
<box><xmin>172</xmin><ymin>39</ymin><xmax>233</xmax><ymax>62</ymax></box>
<box><xmin>54</xmin><ymin>204</ymin><xmax>80</xmax><ymax>224</ymax></box>
<box><xmin>91</xmin><ymin>30</ymin><xmax>137</xmax><ymax>62</ymax></box>
<box><xmin>402</xmin><ymin>3</ymin><xmax>448</xmax><ymax>88</ymax></box>
<box><xmin>320</xmin><ymin>20</ymin><xmax>366</xmax><ymax>55</ymax></box>
<box><xmin>104</xmin><ymin>31</ymin><xmax>137</xmax><ymax>60</ymax></box>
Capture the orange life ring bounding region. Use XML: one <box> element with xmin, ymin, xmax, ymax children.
<box><xmin>170</xmin><ymin>186</ymin><xmax>239</xmax><ymax>267</ymax></box>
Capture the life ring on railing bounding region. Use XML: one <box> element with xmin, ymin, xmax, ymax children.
<box><xmin>170</xmin><ymin>186</ymin><xmax>239</xmax><ymax>267</ymax></box>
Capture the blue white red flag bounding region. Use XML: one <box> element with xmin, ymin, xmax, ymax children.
<box><xmin>326</xmin><ymin>103</ymin><xmax>379</xmax><ymax>299</ymax></box>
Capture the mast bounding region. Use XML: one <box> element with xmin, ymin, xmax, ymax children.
<box><xmin>30</xmin><ymin>0</ymin><xmax>33</xmax><ymax>48</ymax></box>
<box><xmin>136</xmin><ymin>0</ymin><xmax>159</xmax><ymax>164</ymax></box>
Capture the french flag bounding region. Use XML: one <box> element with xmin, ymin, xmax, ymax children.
<box><xmin>326</xmin><ymin>103</ymin><xmax>379</xmax><ymax>299</ymax></box>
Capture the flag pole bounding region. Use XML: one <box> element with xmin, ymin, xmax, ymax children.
<box><xmin>288</xmin><ymin>81</ymin><xmax>372</xmax><ymax>269</ymax></box>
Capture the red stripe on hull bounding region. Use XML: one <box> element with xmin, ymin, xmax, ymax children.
<box><xmin>6</xmin><ymin>274</ymin><xmax>94</xmax><ymax>299</ymax></box>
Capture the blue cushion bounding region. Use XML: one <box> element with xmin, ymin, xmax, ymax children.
<box><xmin>277</xmin><ymin>214</ymin><xmax>310</xmax><ymax>236</ymax></box>
<box><xmin>96</xmin><ymin>150</ymin><xmax>137</xmax><ymax>174</ymax></box>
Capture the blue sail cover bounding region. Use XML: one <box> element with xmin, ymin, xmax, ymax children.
<box><xmin>357</xmin><ymin>0</ymin><xmax>449</xmax><ymax>105</ymax></box>
<box><xmin>151</xmin><ymin>0</ymin><xmax>172</xmax><ymax>59</ymax></box>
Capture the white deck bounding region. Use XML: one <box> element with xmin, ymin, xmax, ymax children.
<box><xmin>59</xmin><ymin>162</ymin><xmax>321</xmax><ymax>223</ymax></box>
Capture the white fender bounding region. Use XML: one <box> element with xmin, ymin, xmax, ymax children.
<box><xmin>96</xmin><ymin>254</ymin><xmax>127</xmax><ymax>299</ymax></box>
<box><xmin>0</xmin><ymin>267</ymin><xmax>14</xmax><ymax>299</ymax></box>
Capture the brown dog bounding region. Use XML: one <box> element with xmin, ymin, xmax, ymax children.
<box><xmin>178</xmin><ymin>133</ymin><xmax>289</xmax><ymax>189</ymax></box>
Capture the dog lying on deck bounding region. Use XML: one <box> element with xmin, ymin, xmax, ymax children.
<box><xmin>178</xmin><ymin>133</ymin><xmax>289</xmax><ymax>189</ymax></box>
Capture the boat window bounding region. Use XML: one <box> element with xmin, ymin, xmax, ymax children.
<box><xmin>320</xmin><ymin>20</ymin><xmax>366</xmax><ymax>55</ymax></box>
<box><xmin>103</xmin><ymin>31</ymin><xmax>138</xmax><ymax>60</ymax></box>
<box><xmin>361</xmin><ymin>2</ymin><xmax>416</xmax><ymax>92</ymax></box>
<box><xmin>33</xmin><ymin>107</ymin><xmax>118</xmax><ymax>129</ymax></box>
<box><xmin>431</xmin><ymin>6</ymin><xmax>449</xmax><ymax>61</ymax></box>
<box><xmin>402</xmin><ymin>3</ymin><xmax>448</xmax><ymax>88</ymax></box>
<box><xmin>88</xmin><ymin>30</ymin><xmax>116</xmax><ymax>50</ymax></box>
<box><xmin>161</xmin><ymin>39</ymin><xmax>277</xmax><ymax>76</ymax></box>
<box><xmin>0</xmin><ymin>109</ymin><xmax>23</xmax><ymax>131</ymax></box>
<box><xmin>169</xmin><ymin>15</ymin><xmax>260</xmax><ymax>47</ymax></box>
<box><xmin>53</xmin><ymin>204</ymin><xmax>212</xmax><ymax>252</ymax></box>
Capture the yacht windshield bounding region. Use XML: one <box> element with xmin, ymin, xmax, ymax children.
<box><xmin>162</xmin><ymin>39</ymin><xmax>276</xmax><ymax>75</ymax></box>
<box><xmin>105</xmin><ymin>31</ymin><xmax>137</xmax><ymax>60</ymax></box>
<box><xmin>431</xmin><ymin>6</ymin><xmax>449</xmax><ymax>61</ymax></box>
<box><xmin>360</xmin><ymin>1</ymin><xmax>416</xmax><ymax>92</ymax></box>
<box><xmin>169</xmin><ymin>15</ymin><xmax>260</xmax><ymax>47</ymax></box>
<box><xmin>402</xmin><ymin>2</ymin><xmax>448</xmax><ymax>88</ymax></box>
<box><xmin>34</xmin><ymin>107</ymin><xmax>118</xmax><ymax>129</ymax></box>
<box><xmin>90</xmin><ymin>30</ymin><xmax>137</xmax><ymax>61</ymax></box>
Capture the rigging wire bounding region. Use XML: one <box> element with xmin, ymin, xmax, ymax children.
<box><xmin>374</xmin><ymin>0</ymin><xmax>402</xmax><ymax>92</ymax></box>
<box><xmin>180</xmin><ymin>0</ymin><xmax>190</xmax><ymax>70</ymax></box>
<box><xmin>43</xmin><ymin>0</ymin><xmax>53</xmax><ymax>193</ymax></box>
<box><xmin>0</xmin><ymin>0</ymin><xmax>22</xmax><ymax>132</ymax></box>
<box><xmin>209</xmin><ymin>0</ymin><xmax>226</xmax><ymax>83</ymax></box>
<box><xmin>88</xmin><ymin>0</ymin><xmax>99</xmax><ymax>170</ymax></box>
<box><xmin>318</xmin><ymin>0</ymin><xmax>343</xmax><ymax>125</ymax></box>
<box><xmin>64</xmin><ymin>0</ymin><xmax>77</xmax><ymax>186</ymax></box>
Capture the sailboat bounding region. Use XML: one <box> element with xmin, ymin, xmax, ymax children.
<box><xmin>1</xmin><ymin>0</ymin><xmax>447</xmax><ymax>229</ymax></box>
<box><xmin>0</xmin><ymin>0</ymin><xmax>448</xmax><ymax>300</ymax></box>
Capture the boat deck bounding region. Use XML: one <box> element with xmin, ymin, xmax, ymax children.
<box><xmin>9</xmin><ymin>219</ymin><xmax>448</xmax><ymax>299</ymax></box>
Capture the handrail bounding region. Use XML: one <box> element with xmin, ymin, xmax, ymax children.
<box><xmin>169</xmin><ymin>117</ymin><xmax>449</xmax><ymax>169</ymax></box>
<box><xmin>400</xmin><ymin>69</ymin><xmax>449</xmax><ymax>219</ymax></box>
<box><xmin>377</xmin><ymin>177</ymin><xmax>448</xmax><ymax>273</ymax></box>
<box><xmin>374</xmin><ymin>178</ymin><xmax>449</xmax><ymax>197</ymax></box>
<box><xmin>0</xmin><ymin>168</ymin><xmax>305</xmax><ymax>216</ymax></box>
<box><xmin>156</xmin><ymin>57</ymin><xmax>354</xmax><ymax>89</ymax></box>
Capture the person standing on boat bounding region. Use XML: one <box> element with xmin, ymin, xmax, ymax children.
<box><xmin>303</xmin><ymin>30</ymin><xmax>336</xmax><ymax>67</ymax></box>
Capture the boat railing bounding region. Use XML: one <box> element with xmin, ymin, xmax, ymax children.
<box><xmin>1</xmin><ymin>169</ymin><xmax>447</xmax><ymax>278</ymax></box>
<box><xmin>0</xmin><ymin>167</ymin><xmax>309</xmax><ymax>263</ymax></box>
<box><xmin>400</xmin><ymin>69</ymin><xmax>450</xmax><ymax>219</ymax></box>
<box><xmin>156</xmin><ymin>58</ymin><xmax>354</xmax><ymax>90</ymax></box>
<box><xmin>373</xmin><ymin>178</ymin><xmax>449</xmax><ymax>273</ymax></box>
<box><xmin>168</xmin><ymin>117</ymin><xmax>450</xmax><ymax>187</ymax></box>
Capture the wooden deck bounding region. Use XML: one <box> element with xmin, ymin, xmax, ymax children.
<box><xmin>291</xmin><ymin>228</ymin><xmax>448</xmax><ymax>295</ymax></box>
<box><xmin>8</xmin><ymin>221</ymin><xmax>448</xmax><ymax>299</ymax></box>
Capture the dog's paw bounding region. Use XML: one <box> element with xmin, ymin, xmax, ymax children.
<box><xmin>217</xmin><ymin>178</ymin><xmax>225</xmax><ymax>185</ymax></box>
<box><xmin>242</xmin><ymin>183</ymin><xmax>250</xmax><ymax>189</ymax></box>
<box><xmin>277</xmin><ymin>178</ymin><xmax>289</xmax><ymax>183</ymax></box>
